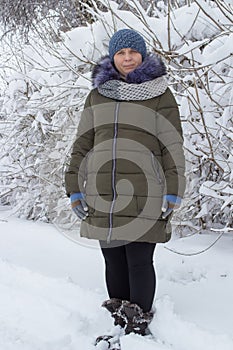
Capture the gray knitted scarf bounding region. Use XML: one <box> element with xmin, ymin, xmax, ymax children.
<box><xmin>98</xmin><ymin>76</ymin><xmax>168</xmax><ymax>101</ymax></box>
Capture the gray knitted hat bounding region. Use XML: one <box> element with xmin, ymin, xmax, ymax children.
<box><xmin>109</xmin><ymin>29</ymin><xmax>147</xmax><ymax>62</ymax></box>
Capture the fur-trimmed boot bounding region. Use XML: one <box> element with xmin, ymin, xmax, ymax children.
<box><xmin>102</xmin><ymin>298</ymin><xmax>126</xmax><ymax>328</ymax></box>
<box><xmin>120</xmin><ymin>301</ymin><xmax>154</xmax><ymax>336</ymax></box>
<box><xmin>95</xmin><ymin>299</ymin><xmax>125</xmax><ymax>349</ymax></box>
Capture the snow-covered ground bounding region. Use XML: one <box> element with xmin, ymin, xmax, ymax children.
<box><xmin>0</xmin><ymin>207</ymin><xmax>233</xmax><ymax>350</ymax></box>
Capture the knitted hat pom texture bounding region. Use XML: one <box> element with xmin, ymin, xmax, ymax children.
<box><xmin>109</xmin><ymin>29</ymin><xmax>147</xmax><ymax>62</ymax></box>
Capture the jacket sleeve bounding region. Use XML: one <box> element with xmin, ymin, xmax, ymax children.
<box><xmin>156</xmin><ymin>88</ymin><xmax>186</xmax><ymax>198</ymax></box>
<box><xmin>65</xmin><ymin>92</ymin><xmax>94</xmax><ymax>196</ymax></box>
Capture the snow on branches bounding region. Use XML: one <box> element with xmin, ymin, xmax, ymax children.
<box><xmin>0</xmin><ymin>0</ymin><xmax>232</xmax><ymax>233</ymax></box>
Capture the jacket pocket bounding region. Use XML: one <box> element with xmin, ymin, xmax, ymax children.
<box><xmin>136</xmin><ymin>195</ymin><xmax>162</xmax><ymax>219</ymax></box>
<box><xmin>150</xmin><ymin>152</ymin><xmax>163</xmax><ymax>184</ymax></box>
<box><xmin>84</xmin><ymin>149</ymin><xmax>94</xmax><ymax>188</ymax></box>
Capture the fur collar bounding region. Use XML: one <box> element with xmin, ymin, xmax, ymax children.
<box><xmin>92</xmin><ymin>54</ymin><xmax>166</xmax><ymax>88</ymax></box>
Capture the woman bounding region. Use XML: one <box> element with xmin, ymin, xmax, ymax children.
<box><xmin>65</xmin><ymin>29</ymin><xmax>186</xmax><ymax>342</ymax></box>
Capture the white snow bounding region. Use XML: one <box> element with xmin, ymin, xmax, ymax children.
<box><xmin>0</xmin><ymin>207</ymin><xmax>233</xmax><ymax>350</ymax></box>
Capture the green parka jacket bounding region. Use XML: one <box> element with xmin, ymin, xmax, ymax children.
<box><xmin>65</xmin><ymin>55</ymin><xmax>186</xmax><ymax>244</ymax></box>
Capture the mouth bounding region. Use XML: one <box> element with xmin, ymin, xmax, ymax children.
<box><xmin>123</xmin><ymin>65</ymin><xmax>135</xmax><ymax>69</ymax></box>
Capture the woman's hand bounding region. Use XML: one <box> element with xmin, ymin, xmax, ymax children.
<box><xmin>161</xmin><ymin>195</ymin><xmax>181</xmax><ymax>219</ymax></box>
<box><xmin>70</xmin><ymin>193</ymin><xmax>88</xmax><ymax>220</ymax></box>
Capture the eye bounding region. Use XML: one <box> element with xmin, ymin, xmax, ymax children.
<box><xmin>129</xmin><ymin>49</ymin><xmax>137</xmax><ymax>54</ymax></box>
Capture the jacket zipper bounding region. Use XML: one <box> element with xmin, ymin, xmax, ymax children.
<box><xmin>107</xmin><ymin>102</ymin><xmax>120</xmax><ymax>244</ymax></box>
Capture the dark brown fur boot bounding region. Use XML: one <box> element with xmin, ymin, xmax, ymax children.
<box><xmin>102</xmin><ymin>298</ymin><xmax>126</xmax><ymax>328</ymax></box>
<box><xmin>120</xmin><ymin>301</ymin><xmax>154</xmax><ymax>336</ymax></box>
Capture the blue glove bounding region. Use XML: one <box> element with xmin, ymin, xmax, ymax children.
<box><xmin>161</xmin><ymin>195</ymin><xmax>181</xmax><ymax>219</ymax></box>
<box><xmin>70</xmin><ymin>193</ymin><xmax>88</xmax><ymax>220</ymax></box>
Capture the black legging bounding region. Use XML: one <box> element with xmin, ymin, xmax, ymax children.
<box><xmin>100</xmin><ymin>241</ymin><xmax>156</xmax><ymax>312</ymax></box>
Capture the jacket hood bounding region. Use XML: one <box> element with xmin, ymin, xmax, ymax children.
<box><xmin>92</xmin><ymin>54</ymin><xmax>167</xmax><ymax>88</ymax></box>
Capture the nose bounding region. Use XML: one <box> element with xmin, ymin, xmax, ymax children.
<box><xmin>124</xmin><ymin>52</ymin><xmax>132</xmax><ymax>61</ymax></box>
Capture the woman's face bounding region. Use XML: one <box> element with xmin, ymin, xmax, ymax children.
<box><xmin>113</xmin><ymin>48</ymin><xmax>142</xmax><ymax>76</ymax></box>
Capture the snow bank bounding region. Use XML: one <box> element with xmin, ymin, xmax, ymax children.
<box><xmin>0</xmin><ymin>209</ymin><xmax>233</xmax><ymax>349</ymax></box>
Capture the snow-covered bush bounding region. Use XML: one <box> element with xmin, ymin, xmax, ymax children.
<box><xmin>0</xmin><ymin>0</ymin><xmax>232</xmax><ymax>233</ymax></box>
<box><xmin>0</xmin><ymin>36</ymin><xmax>91</xmax><ymax>221</ymax></box>
<box><xmin>0</xmin><ymin>0</ymin><xmax>100</xmax><ymax>38</ymax></box>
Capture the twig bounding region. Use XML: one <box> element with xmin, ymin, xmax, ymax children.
<box><xmin>215</xmin><ymin>0</ymin><xmax>232</xmax><ymax>15</ymax></box>
<box><xmin>194</xmin><ymin>0</ymin><xmax>225</xmax><ymax>31</ymax></box>
<box><xmin>167</xmin><ymin>0</ymin><xmax>171</xmax><ymax>52</ymax></box>
<box><xmin>192</xmin><ymin>78</ymin><xmax>224</xmax><ymax>173</ymax></box>
<box><xmin>164</xmin><ymin>232</ymin><xmax>225</xmax><ymax>256</ymax></box>
<box><xmin>215</xmin><ymin>0</ymin><xmax>233</xmax><ymax>24</ymax></box>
